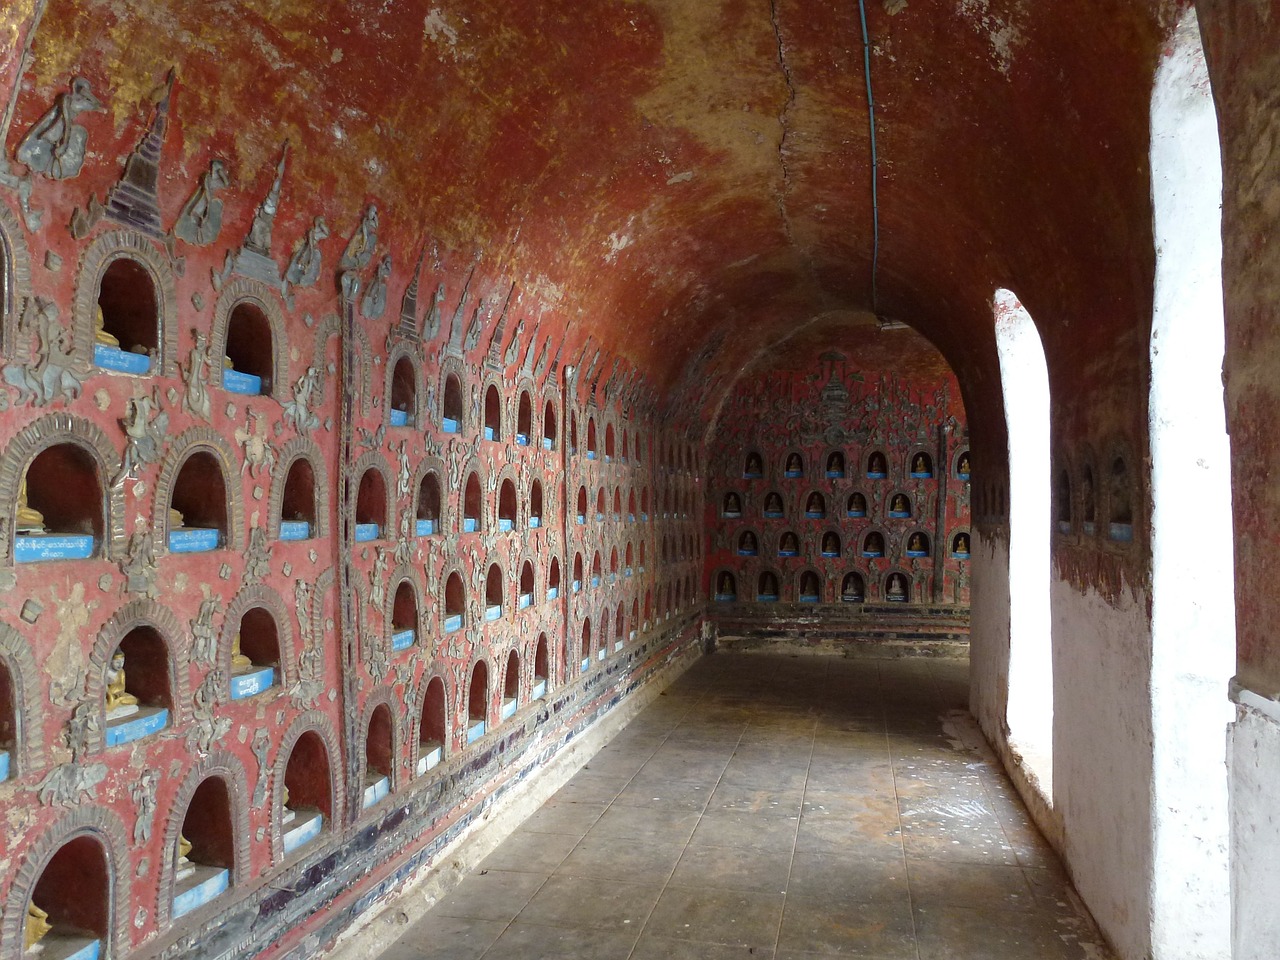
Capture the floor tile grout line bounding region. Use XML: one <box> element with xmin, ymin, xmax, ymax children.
<box><xmin>770</xmin><ymin>658</ymin><xmax>820</xmax><ymax>958</ymax></box>
<box><xmin>622</xmin><ymin>681</ymin><xmax>750</xmax><ymax>960</ymax></box>
<box><xmin>881</xmin><ymin>659</ymin><xmax>926</xmax><ymax>960</ymax></box>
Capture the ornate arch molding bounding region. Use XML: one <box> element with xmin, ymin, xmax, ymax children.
<box><xmin>410</xmin><ymin>672</ymin><xmax>452</xmax><ymax>769</ymax></box>
<box><xmin>72</xmin><ymin>229</ymin><xmax>178</xmax><ymax>377</ymax></box>
<box><xmin>268</xmin><ymin>436</ymin><xmax>331</xmax><ymax>540</ymax></box>
<box><xmin>0</xmin><ymin>200</ymin><xmax>32</xmax><ymax>357</ymax></box>
<box><xmin>0</xmin><ymin>621</ymin><xmax>44</xmax><ymax>774</ymax></box>
<box><xmin>385</xmin><ymin>563</ymin><xmax>426</xmax><ymax>642</ymax></box>
<box><xmin>87</xmin><ymin>599</ymin><xmax>190</xmax><ymax>752</ymax></box>
<box><xmin>154</xmin><ymin>749</ymin><xmax>252</xmax><ymax>927</ymax></box>
<box><xmin>358</xmin><ymin>687</ymin><xmax>405</xmax><ymax>793</ymax></box>
<box><xmin>463</xmin><ymin>654</ymin><xmax>493</xmax><ymax>727</ymax></box>
<box><xmin>438</xmin><ymin>355</ymin><xmax>469</xmax><ymax>433</ymax></box>
<box><xmin>348</xmin><ymin>451</ymin><xmax>394</xmax><ymax>534</ymax></box>
<box><xmin>479</xmin><ymin>372</ymin><xmax>505</xmax><ymax>438</ymax></box>
<box><xmin>151</xmin><ymin>426</ymin><xmax>245</xmax><ymax>555</ymax></box>
<box><xmin>383</xmin><ymin>340</ymin><xmax>425</xmax><ymax>431</ymax></box>
<box><xmin>219</xmin><ymin>583</ymin><xmax>297</xmax><ymax>691</ymax></box>
<box><xmin>209</xmin><ymin>279</ymin><xmax>289</xmax><ymax>402</ymax></box>
<box><xmin>410</xmin><ymin>455</ymin><xmax>446</xmax><ymax>527</ymax></box>
<box><xmin>270</xmin><ymin>710</ymin><xmax>344</xmax><ymax>862</ymax></box>
<box><xmin>0</xmin><ymin>412</ymin><xmax>124</xmax><ymax>565</ymax></box>
<box><xmin>439</xmin><ymin>560</ymin><xmax>469</xmax><ymax>634</ymax></box>
<box><xmin>1</xmin><ymin>806</ymin><xmax>131</xmax><ymax>960</ymax></box>
<box><xmin>456</xmin><ymin>456</ymin><xmax>486</xmax><ymax>531</ymax></box>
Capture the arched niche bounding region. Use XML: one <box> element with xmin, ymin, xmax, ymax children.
<box><xmin>953</xmin><ymin>448</ymin><xmax>972</xmax><ymax>480</ymax></box>
<box><xmin>569</xmin><ymin>412</ymin><xmax>578</xmax><ymax>454</ymax></box>
<box><xmin>841</xmin><ymin>572</ymin><xmax>866</xmax><ymax>602</ymax></box>
<box><xmin>273</xmin><ymin>712</ymin><xmax>342</xmax><ymax>861</ymax></box>
<box><xmin>485</xmin><ymin>564</ymin><xmax>504</xmax><ymax>621</ymax></box>
<box><xmin>586</xmin><ymin>417</ymin><xmax>598</xmax><ymax>459</ymax></box>
<box><xmin>951</xmin><ymin>530</ymin><xmax>972</xmax><ymax>558</ymax></box>
<box><xmin>783</xmin><ymin>451</ymin><xmax>804</xmax><ymax>478</ymax></box>
<box><xmin>153</xmin><ymin>427</ymin><xmax>243</xmax><ymax>555</ymax></box>
<box><xmin>627</xmin><ymin>488</ymin><xmax>637</xmax><ymax>521</ymax></box>
<box><xmin>908</xmin><ymin>449</ymin><xmax>934</xmax><ymax>478</ymax></box>
<box><xmin>498</xmin><ymin>478</ymin><xmax>517</xmax><ymax>532</ymax></box>
<box><xmin>620</xmin><ymin>429</ymin><xmax>629</xmax><ymax>462</ymax></box>
<box><xmin>757</xmin><ymin>569</ymin><xmax>781</xmax><ymax>602</ymax></box>
<box><xmin>625</xmin><ymin>541</ymin><xmax>634</xmax><ymax>575</ymax></box>
<box><xmin>590</xmin><ymin>551</ymin><xmax>602</xmax><ymax>587</ymax></box>
<box><xmin>614</xmin><ymin>602</ymin><xmax>625</xmax><ymax>650</ymax></box>
<box><xmin>466</xmin><ymin>660</ymin><xmax>489</xmax><ymax>744</ymax></box>
<box><xmin>211</xmin><ymin>281</ymin><xmax>288</xmax><ymax>399</ymax></box>
<box><xmin>777</xmin><ymin>530</ymin><xmax>800</xmax><ymax>557</ymax></box>
<box><xmin>798</xmin><ymin>569</ymin><xmax>822</xmax><ymax>603</ymax></box>
<box><xmin>389</xmin><ymin>570</ymin><xmax>422</xmax><ymax>652</ymax></box>
<box><xmin>223</xmin><ymin>584</ymin><xmax>294</xmax><ymax>700</ymax></box>
<box><xmin>533</xmin><ymin>634</ymin><xmax>550</xmax><ymax>697</ymax></box>
<box><xmin>612</xmin><ymin>487</ymin><xmax>622</xmax><ymax>519</ymax></box>
<box><xmin>443</xmin><ymin>570</ymin><xmax>466</xmax><ymax>634</ymax></box>
<box><xmin>547</xmin><ymin>556</ymin><xmax>561</xmax><ymax>600</ymax></box>
<box><xmin>762</xmin><ymin>489</ymin><xmax>786</xmax><ymax>519</ymax></box>
<box><xmin>4</xmin><ymin>809</ymin><xmax>130</xmax><ymax>960</ymax></box>
<box><xmin>462</xmin><ymin>469</ymin><xmax>483</xmax><ymax>533</ymax></box>
<box><xmin>643</xmin><ymin>588</ymin><xmax>653</xmax><ymax>625</ymax></box>
<box><xmin>1054</xmin><ymin>458</ymin><xmax>1073</xmax><ymax>534</ymax></box>
<box><xmin>416</xmin><ymin>675</ymin><xmax>448</xmax><ymax>775</ymax></box>
<box><xmin>0</xmin><ymin>200</ymin><xmax>33</xmax><ymax>358</ymax></box>
<box><xmin>862</xmin><ymin>528</ymin><xmax>887</xmax><ymax>558</ymax></box>
<box><xmin>578</xmin><ymin>619</ymin><xmax>592</xmax><ymax>672</ymax></box>
<box><xmin>804</xmin><ymin>490</ymin><xmax>827</xmax><ymax>519</ymax></box>
<box><xmin>74</xmin><ymin>230</ymin><xmax>177</xmax><ymax>376</ymax></box>
<box><xmin>906</xmin><ymin>530</ymin><xmax>932</xmax><ymax>558</ymax></box>
<box><xmin>87</xmin><ymin>600</ymin><xmax>187</xmax><ymax>753</ymax></box>
<box><xmin>416</xmin><ymin>468</ymin><xmax>443</xmax><ymax>536</ymax></box>
<box><xmin>604</xmin><ymin>422</ymin><xmax>615</xmax><ymax>461</ymax></box>
<box><xmin>483</xmin><ymin>382</ymin><xmax>502</xmax><ymax>441</ymax></box>
<box><xmin>743</xmin><ymin>449</ymin><xmax>765</xmax><ymax>479</ymax></box>
<box><xmin>884</xmin><ymin>570</ymin><xmax>911</xmax><ymax>603</ymax></box>
<box><xmin>847</xmin><ymin>491</ymin><xmax>868</xmax><ymax>517</ymax></box>
<box><xmin>609</xmin><ymin>546</ymin><xmax>619</xmax><ymax>580</ymax></box>
<box><xmin>865</xmin><ymin>449</ymin><xmax>889</xmax><ymax>479</ymax></box>
<box><xmin>737</xmin><ymin>528</ymin><xmax>760</xmax><ymax>556</ymax></box>
<box><xmin>887</xmin><ymin>491</ymin><xmax>913</xmax><ymax>519</ymax></box>
<box><xmin>714</xmin><ymin>569</ymin><xmax>738</xmax><ymax>602</ymax></box>
<box><xmin>572</xmin><ymin>553</ymin><xmax>583</xmax><ymax>592</ymax></box>
<box><xmin>1079</xmin><ymin>453</ymin><xmax>1099</xmax><ymax>534</ymax></box>
<box><xmin>722</xmin><ymin>490</ymin><xmax>743</xmax><ymax>518</ymax></box>
<box><xmin>352</xmin><ymin>455</ymin><xmax>391</xmax><ymax>542</ymax></box>
<box><xmin>824</xmin><ymin>450</ymin><xmax>847</xmax><ymax>479</ymax></box>
<box><xmin>541</xmin><ymin>397</ymin><xmax>557</xmax><ymax>449</ymax></box>
<box><xmin>270</xmin><ymin>437</ymin><xmax>329</xmax><ymax>541</ymax></box>
<box><xmin>820</xmin><ymin>530</ymin><xmax>842</xmax><ymax>558</ymax></box>
<box><xmin>386</xmin><ymin>345</ymin><xmax>421</xmax><ymax>429</ymax></box>
<box><xmin>529</xmin><ymin>479</ymin><xmax>544</xmax><ymax>528</ymax></box>
<box><xmin>595</xmin><ymin>487</ymin><xmax>606</xmax><ymax>522</ymax></box>
<box><xmin>1107</xmin><ymin>448</ymin><xmax>1135</xmax><ymax>542</ymax></box>
<box><xmin>519</xmin><ymin>561</ymin><xmax>535</xmax><ymax>610</ymax></box>
<box><xmin>360</xmin><ymin>698</ymin><xmax>395</xmax><ymax>810</ymax></box>
<box><xmin>575</xmin><ymin>486</ymin><xmax>588</xmax><ymax>524</ymax></box>
<box><xmin>441</xmin><ymin>371</ymin><xmax>464</xmax><ymax>433</ymax></box>
<box><xmin>516</xmin><ymin>391</ymin><xmax>532</xmax><ymax>444</ymax></box>
<box><xmin>0</xmin><ymin>414</ymin><xmax>124</xmax><ymax>568</ymax></box>
<box><xmin>0</xmin><ymin>623</ymin><xmax>42</xmax><ymax>777</ymax></box>
<box><xmin>158</xmin><ymin>753</ymin><xmax>250</xmax><ymax>926</ymax></box>
<box><xmin>501</xmin><ymin>650</ymin><xmax>520</xmax><ymax>720</ymax></box>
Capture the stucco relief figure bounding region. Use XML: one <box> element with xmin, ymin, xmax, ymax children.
<box><xmin>131</xmin><ymin>769</ymin><xmax>159</xmax><ymax>843</ymax></box>
<box><xmin>16</xmin><ymin>77</ymin><xmax>102</xmax><ymax>179</ymax></box>
<box><xmin>463</xmin><ymin>303</ymin><xmax>485</xmax><ymax>353</ymax></box>
<box><xmin>105</xmin><ymin>649</ymin><xmax>140</xmax><ymax>719</ymax></box>
<box><xmin>361</xmin><ymin>254</ymin><xmax>391</xmax><ymax>319</ymax></box>
<box><xmin>174</xmin><ymin>159</ymin><xmax>230</xmax><ymax>246</ymax></box>
<box><xmin>183</xmin><ymin>331</ymin><xmax>213</xmax><ymax>421</ymax></box>
<box><xmin>504</xmin><ymin>319</ymin><xmax>524</xmax><ymax>367</ymax></box>
<box><xmin>120</xmin><ymin>523</ymin><xmax>158</xmax><ymax>596</ymax></box>
<box><xmin>115</xmin><ymin>389</ymin><xmax>169</xmax><ymax>485</ymax></box>
<box><xmin>284</xmin><ymin>216</ymin><xmax>330</xmax><ymax>299</ymax></box>
<box><xmin>3</xmin><ymin>298</ymin><xmax>83</xmax><ymax>407</ymax></box>
<box><xmin>423</xmin><ymin>283</ymin><xmax>445</xmax><ymax>341</ymax></box>
<box><xmin>284</xmin><ymin>366</ymin><xmax>322</xmax><ymax>435</ymax></box>
<box><xmin>339</xmin><ymin>204</ymin><xmax>379</xmax><ymax>273</ymax></box>
<box><xmin>246</xmin><ymin>144</ymin><xmax>289</xmax><ymax>256</ymax></box>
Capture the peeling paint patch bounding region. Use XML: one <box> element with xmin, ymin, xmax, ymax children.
<box><xmin>604</xmin><ymin>228</ymin><xmax>634</xmax><ymax>264</ymax></box>
<box><xmin>884</xmin><ymin>0</ymin><xmax>908</xmax><ymax>14</ymax></box>
<box><xmin>666</xmin><ymin>170</ymin><xmax>694</xmax><ymax>185</ymax></box>
<box><xmin>955</xmin><ymin>0</ymin><xmax>1024</xmax><ymax>77</ymax></box>
<box><xmin>423</xmin><ymin>9</ymin><xmax>464</xmax><ymax>60</ymax></box>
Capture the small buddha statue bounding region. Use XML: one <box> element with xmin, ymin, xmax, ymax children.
<box><xmin>850</xmin><ymin>493</ymin><xmax>866</xmax><ymax>513</ymax></box>
<box><xmin>15</xmin><ymin>475</ymin><xmax>46</xmax><ymax>533</ymax></box>
<box><xmin>725</xmin><ymin>494</ymin><xmax>740</xmax><ymax>513</ymax></box>
<box><xmin>958</xmin><ymin>455</ymin><xmax>971</xmax><ymax>475</ymax></box>
<box><xmin>175</xmin><ymin>833</ymin><xmax>196</xmax><ymax>882</ymax></box>
<box><xmin>169</xmin><ymin>506</ymin><xmax>186</xmax><ymax>530</ymax></box>
<box><xmin>891</xmin><ymin>495</ymin><xmax>908</xmax><ymax>513</ymax></box>
<box><xmin>765</xmin><ymin>494</ymin><xmax>782</xmax><ymax>513</ymax></box>
<box><xmin>866</xmin><ymin>534</ymin><xmax>884</xmax><ymax>554</ymax></box>
<box><xmin>720</xmin><ymin>574</ymin><xmax>732</xmax><ymax>595</ymax></box>
<box><xmin>887</xmin><ymin>575</ymin><xmax>906</xmax><ymax>600</ymax></box>
<box><xmin>25</xmin><ymin>901</ymin><xmax>52</xmax><ymax>951</ymax></box>
<box><xmin>956</xmin><ymin>534</ymin><xmax>970</xmax><ymax>554</ymax></box>
<box><xmin>230</xmin><ymin>632</ymin><xmax>253</xmax><ymax>671</ymax></box>
<box><xmin>823</xmin><ymin>534</ymin><xmax>838</xmax><ymax>553</ymax></box>
<box><xmin>827</xmin><ymin>454</ymin><xmax>842</xmax><ymax>473</ymax></box>
<box><xmin>914</xmin><ymin>454</ymin><xmax>928</xmax><ymax>473</ymax></box>
<box><xmin>786</xmin><ymin>455</ymin><xmax>802</xmax><ymax>474</ymax></box>
<box><xmin>782</xmin><ymin>534</ymin><xmax>798</xmax><ymax>552</ymax></box>
<box><xmin>909</xmin><ymin>534</ymin><xmax>925</xmax><ymax>552</ymax></box>
<box><xmin>94</xmin><ymin>304</ymin><xmax>119</xmax><ymax>347</ymax></box>
<box><xmin>741</xmin><ymin>532</ymin><xmax>756</xmax><ymax>552</ymax></box>
<box><xmin>745</xmin><ymin>454</ymin><xmax>762</xmax><ymax>475</ymax></box>
<box><xmin>105</xmin><ymin>649</ymin><xmax>140</xmax><ymax>719</ymax></box>
<box><xmin>281</xmin><ymin>784</ymin><xmax>296</xmax><ymax>825</ymax></box>
<box><xmin>869</xmin><ymin>453</ymin><xmax>886</xmax><ymax>474</ymax></box>
<box><xmin>807</xmin><ymin>494</ymin><xmax>822</xmax><ymax>513</ymax></box>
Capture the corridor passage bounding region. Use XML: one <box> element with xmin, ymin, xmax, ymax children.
<box><xmin>381</xmin><ymin>653</ymin><xmax>1110</xmax><ymax>960</ymax></box>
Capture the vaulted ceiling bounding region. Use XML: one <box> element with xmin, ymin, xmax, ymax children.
<box><xmin>8</xmin><ymin>0</ymin><xmax>1177</xmax><ymax>429</ymax></box>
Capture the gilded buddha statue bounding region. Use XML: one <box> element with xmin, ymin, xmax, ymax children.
<box><xmin>15</xmin><ymin>475</ymin><xmax>46</xmax><ymax>533</ymax></box>
<box><xmin>105</xmin><ymin>649</ymin><xmax>140</xmax><ymax>718</ymax></box>
<box><xmin>25</xmin><ymin>901</ymin><xmax>52</xmax><ymax>950</ymax></box>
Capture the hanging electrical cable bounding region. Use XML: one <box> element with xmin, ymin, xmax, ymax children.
<box><xmin>856</xmin><ymin>0</ymin><xmax>881</xmax><ymax>317</ymax></box>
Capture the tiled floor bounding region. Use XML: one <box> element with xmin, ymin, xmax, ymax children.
<box><xmin>380</xmin><ymin>653</ymin><xmax>1112</xmax><ymax>960</ymax></box>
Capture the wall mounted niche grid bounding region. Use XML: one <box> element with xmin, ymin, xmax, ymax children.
<box><xmin>73</xmin><ymin>229</ymin><xmax>179</xmax><ymax>378</ymax></box>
